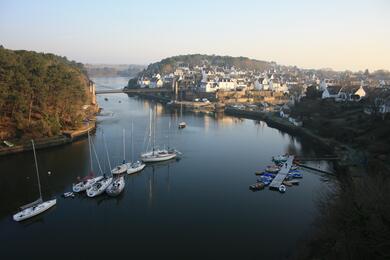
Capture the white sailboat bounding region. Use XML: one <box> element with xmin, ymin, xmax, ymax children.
<box><xmin>86</xmin><ymin>136</ymin><xmax>112</xmax><ymax>197</ymax></box>
<box><xmin>13</xmin><ymin>140</ymin><xmax>56</xmax><ymax>222</ymax></box>
<box><xmin>140</xmin><ymin>106</ymin><xmax>181</xmax><ymax>163</ymax></box>
<box><xmin>73</xmin><ymin>131</ymin><xmax>103</xmax><ymax>193</ymax></box>
<box><xmin>106</xmin><ymin>176</ymin><xmax>125</xmax><ymax>197</ymax></box>
<box><xmin>111</xmin><ymin>129</ymin><xmax>128</xmax><ymax>175</ymax></box>
<box><xmin>126</xmin><ymin>121</ymin><xmax>146</xmax><ymax>174</ymax></box>
<box><xmin>103</xmin><ymin>134</ymin><xmax>125</xmax><ymax>196</ymax></box>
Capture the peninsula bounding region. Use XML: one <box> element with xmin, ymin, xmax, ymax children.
<box><xmin>0</xmin><ymin>46</ymin><xmax>98</xmax><ymax>154</ymax></box>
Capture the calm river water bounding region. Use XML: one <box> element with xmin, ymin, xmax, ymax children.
<box><xmin>0</xmin><ymin>77</ymin><xmax>335</xmax><ymax>259</ymax></box>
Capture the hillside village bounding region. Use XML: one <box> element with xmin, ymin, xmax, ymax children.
<box><xmin>128</xmin><ymin>56</ymin><xmax>390</xmax><ymax>116</ymax></box>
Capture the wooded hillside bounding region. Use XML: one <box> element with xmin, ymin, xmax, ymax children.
<box><xmin>0</xmin><ymin>46</ymin><xmax>92</xmax><ymax>140</ymax></box>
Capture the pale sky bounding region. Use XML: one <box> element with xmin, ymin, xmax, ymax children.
<box><xmin>1</xmin><ymin>0</ymin><xmax>389</xmax><ymax>71</ymax></box>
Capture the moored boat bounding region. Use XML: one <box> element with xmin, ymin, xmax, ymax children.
<box><xmin>86</xmin><ymin>175</ymin><xmax>113</xmax><ymax>197</ymax></box>
<box><xmin>106</xmin><ymin>176</ymin><xmax>125</xmax><ymax>197</ymax></box>
<box><xmin>272</xmin><ymin>154</ymin><xmax>289</xmax><ymax>163</ymax></box>
<box><xmin>126</xmin><ymin>160</ymin><xmax>146</xmax><ymax>174</ymax></box>
<box><xmin>13</xmin><ymin>140</ymin><xmax>56</xmax><ymax>222</ymax></box>
<box><xmin>111</xmin><ymin>129</ymin><xmax>128</xmax><ymax>175</ymax></box>
<box><xmin>73</xmin><ymin>176</ymin><xmax>103</xmax><ymax>192</ymax></box>
<box><xmin>178</xmin><ymin>122</ymin><xmax>186</xmax><ymax>129</ymax></box>
<box><xmin>13</xmin><ymin>199</ymin><xmax>57</xmax><ymax>222</ymax></box>
<box><xmin>265</xmin><ymin>165</ymin><xmax>280</xmax><ymax>173</ymax></box>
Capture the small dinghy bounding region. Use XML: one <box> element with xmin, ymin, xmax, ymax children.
<box><xmin>86</xmin><ymin>176</ymin><xmax>113</xmax><ymax>197</ymax></box>
<box><xmin>290</xmin><ymin>173</ymin><xmax>303</xmax><ymax>179</ymax></box>
<box><xmin>258</xmin><ymin>175</ymin><xmax>273</xmax><ymax>186</ymax></box>
<box><xmin>126</xmin><ymin>160</ymin><xmax>146</xmax><ymax>174</ymax></box>
<box><xmin>265</xmin><ymin>165</ymin><xmax>280</xmax><ymax>173</ymax></box>
<box><xmin>106</xmin><ymin>176</ymin><xmax>125</xmax><ymax>197</ymax></box>
<box><xmin>62</xmin><ymin>192</ymin><xmax>75</xmax><ymax>198</ymax></box>
<box><xmin>178</xmin><ymin>122</ymin><xmax>186</xmax><ymax>129</ymax></box>
<box><xmin>279</xmin><ymin>185</ymin><xmax>286</xmax><ymax>193</ymax></box>
<box><xmin>282</xmin><ymin>181</ymin><xmax>293</xmax><ymax>187</ymax></box>
<box><xmin>289</xmin><ymin>180</ymin><xmax>300</xmax><ymax>185</ymax></box>
<box><xmin>272</xmin><ymin>154</ymin><xmax>288</xmax><ymax>163</ymax></box>
<box><xmin>249</xmin><ymin>182</ymin><xmax>265</xmax><ymax>191</ymax></box>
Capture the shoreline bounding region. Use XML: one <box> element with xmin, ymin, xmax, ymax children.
<box><xmin>224</xmin><ymin>107</ymin><xmax>364</xmax><ymax>176</ymax></box>
<box><xmin>0</xmin><ymin>122</ymin><xmax>96</xmax><ymax>156</ymax></box>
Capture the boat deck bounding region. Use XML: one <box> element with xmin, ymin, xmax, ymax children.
<box><xmin>269</xmin><ymin>155</ymin><xmax>294</xmax><ymax>189</ymax></box>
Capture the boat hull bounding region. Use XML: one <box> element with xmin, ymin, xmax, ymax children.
<box><xmin>111</xmin><ymin>164</ymin><xmax>127</xmax><ymax>175</ymax></box>
<box><xmin>141</xmin><ymin>153</ymin><xmax>177</xmax><ymax>162</ymax></box>
<box><xmin>126</xmin><ymin>162</ymin><xmax>146</xmax><ymax>174</ymax></box>
<box><xmin>72</xmin><ymin>176</ymin><xmax>103</xmax><ymax>193</ymax></box>
<box><xmin>13</xmin><ymin>199</ymin><xmax>56</xmax><ymax>222</ymax></box>
<box><xmin>106</xmin><ymin>177</ymin><xmax>125</xmax><ymax>197</ymax></box>
<box><xmin>86</xmin><ymin>177</ymin><xmax>113</xmax><ymax>197</ymax></box>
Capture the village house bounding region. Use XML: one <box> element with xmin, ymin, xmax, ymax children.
<box><xmin>336</xmin><ymin>85</ymin><xmax>366</xmax><ymax>102</ymax></box>
<box><xmin>319</xmin><ymin>79</ymin><xmax>337</xmax><ymax>91</ymax></box>
<box><xmin>149</xmin><ymin>75</ymin><xmax>164</xmax><ymax>88</ymax></box>
<box><xmin>322</xmin><ymin>85</ymin><xmax>343</xmax><ymax>99</ymax></box>
<box><xmin>254</xmin><ymin>77</ymin><xmax>270</xmax><ymax>90</ymax></box>
<box><xmin>138</xmin><ymin>77</ymin><xmax>151</xmax><ymax>88</ymax></box>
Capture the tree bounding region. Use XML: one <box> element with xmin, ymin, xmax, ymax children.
<box><xmin>306</xmin><ymin>85</ymin><xmax>321</xmax><ymax>99</ymax></box>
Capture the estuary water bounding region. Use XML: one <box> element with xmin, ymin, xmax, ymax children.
<box><xmin>0</xmin><ymin>77</ymin><xmax>335</xmax><ymax>259</ymax></box>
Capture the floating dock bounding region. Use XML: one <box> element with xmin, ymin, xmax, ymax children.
<box><xmin>269</xmin><ymin>155</ymin><xmax>294</xmax><ymax>190</ymax></box>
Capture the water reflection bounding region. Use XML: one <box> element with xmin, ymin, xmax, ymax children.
<box><xmin>0</xmin><ymin>77</ymin><xmax>336</xmax><ymax>259</ymax></box>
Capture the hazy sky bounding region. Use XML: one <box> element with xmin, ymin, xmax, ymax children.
<box><xmin>1</xmin><ymin>0</ymin><xmax>389</xmax><ymax>71</ymax></box>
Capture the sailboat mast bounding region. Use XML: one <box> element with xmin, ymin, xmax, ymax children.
<box><xmin>103</xmin><ymin>134</ymin><xmax>112</xmax><ymax>174</ymax></box>
<box><xmin>123</xmin><ymin>128</ymin><xmax>126</xmax><ymax>163</ymax></box>
<box><xmin>131</xmin><ymin>121</ymin><xmax>134</xmax><ymax>162</ymax></box>
<box><xmin>88</xmin><ymin>131</ymin><xmax>93</xmax><ymax>172</ymax></box>
<box><xmin>31</xmin><ymin>140</ymin><xmax>42</xmax><ymax>199</ymax></box>
<box><xmin>168</xmin><ymin>118</ymin><xmax>171</xmax><ymax>150</ymax></box>
<box><xmin>153</xmin><ymin>105</ymin><xmax>156</xmax><ymax>154</ymax></box>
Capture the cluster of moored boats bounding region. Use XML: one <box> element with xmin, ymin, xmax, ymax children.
<box><xmin>250</xmin><ymin>154</ymin><xmax>303</xmax><ymax>193</ymax></box>
<box><xmin>13</xmin><ymin>108</ymin><xmax>183</xmax><ymax>222</ymax></box>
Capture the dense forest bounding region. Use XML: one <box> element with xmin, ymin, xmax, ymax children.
<box><xmin>142</xmin><ymin>54</ymin><xmax>273</xmax><ymax>76</ymax></box>
<box><xmin>0</xmin><ymin>46</ymin><xmax>92</xmax><ymax>140</ymax></box>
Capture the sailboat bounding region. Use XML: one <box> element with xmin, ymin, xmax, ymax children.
<box><xmin>111</xmin><ymin>129</ymin><xmax>128</xmax><ymax>175</ymax></box>
<box><xmin>73</xmin><ymin>132</ymin><xmax>103</xmax><ymax>193</ymax></box>
<box><xmin>86</xmin><ymin>136</ymin><xmax>112</xmax><ymax>197</ymax></box>
<box><xmin>106</xmin><ymin>176</ymin><xmax>125</xmax><ymax>197</ymax></box>
<box><xmin>126</xmin><ymin>121</ymin><xmax>146</xmax><ymax>174</ymax></box>
<box><xmin>140</xmin><ymin>106</ymin><xmax>181</xmax><ymax>163</ymax></box>
<box><xmin>13</xmin><ymin>140</ymin><xmax>56</xmax><ymax>222</ymax></box>
<box><xmin>103</xmin><ymin>134</ymin><xmax>125</xmax><ymax>196</ymax></box>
